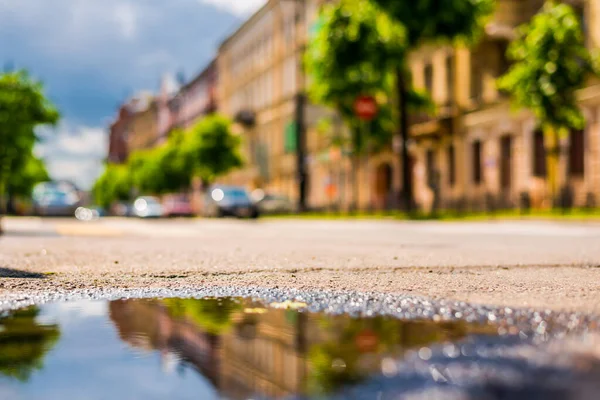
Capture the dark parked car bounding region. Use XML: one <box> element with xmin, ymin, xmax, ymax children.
<box><xmin>204</xmin><ymin>186</ymin><xmax>259</xmax><ymax>219</ymax></box>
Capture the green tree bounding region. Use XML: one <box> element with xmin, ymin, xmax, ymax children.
<box><xmin>371</xmin><ymin>0</ymin><xmax>495</xmax><ymax>211</ymax></box>
<box><xmin>498</xmin><ymin>1</ymin><xmax>599</xmax><ymax>206</ymax></box>
<box><xmin>5</xmin><ymin>154</ymin><xmax>50</xmax><ymax>213</ymax></box>
<box><xmin>128</xmin><ymin>149</ymin><xmax>162</xmax><ymax>195</ymax></box>
<box><xmin>182</xmin><ymin>114</ymin><xmax>243</xmax><ymax>188</ymax></box>
<box><xmin>154</xmin><ymin>130</ymin><xmax>194</xmax><ymax>194</ymax></box>
<box><xmin>126</xmin><ymin>130</ymin><xmax>193</xmax><ymax>196</ymax></box>
<box><xmin>92</xmin><ymin>164</ymin><xmax>131</xmax><ymax>209</ymax></box>
<box><xmin>0</xmin><ymin>70</ymin><xmax>59</xmax><ymax>230</ymax></box>
<box><xmin>163</xmin><ymin>298</ymin><xmax>242</xmax><ymax>335</ymax></box>
<box><xmin>92</xmin><ymin>115</ymin><xmax>242</xmax><ymax>204</ymax></box>
<box><xmin>306</xmin><ymin>0</ymin><xmax>406</xmax><ymax>210</ymax></box>
<box><xmin>0</xmin><ymin>307</ymin><xmax>61</xmax><ymax>382</ymax></box>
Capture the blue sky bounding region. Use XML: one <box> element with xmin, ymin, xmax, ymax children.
<box><xmin>0</xmin><ymin>301</ymin><xmax>221</xmax><ymax>399</ymax></box>
<box><xmin>0</xmin><ymin>0</ymin><xmax>266</xmax><ymax>189</ymax></box>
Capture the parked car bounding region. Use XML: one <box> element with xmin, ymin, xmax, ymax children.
<box><xmin>132</xmin><ymin>196</ymin><xmax>164</xmax><ymax>218</ymax></box>
<box><xmin>32</xmin><ymin>183</ymin><xmax>81</xmax><ymax>217</ymax></box>
<box><xmin>163</xmin><ymin>195</ymin><xmax>194</xmax><ymax>217</ymax></box>
<box><xmin>204</xmin><ymin>186</ymin><xmax>259</xmax><ymax>219</ymax></box>
<box><xmin>112</xmin><ymin>202</ymin><xmax>132</xmax><ymax>217</ymax></box>
<box><xmin>255</xmin><ymin>193</ymin><xmax>295</xmax><ymax>215</ymax></box>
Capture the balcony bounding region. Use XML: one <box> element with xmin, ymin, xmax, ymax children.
<box><xmin>409</xmin><ymin>108</ymin><xmax>456</xmax><ymax>138</ymax></box>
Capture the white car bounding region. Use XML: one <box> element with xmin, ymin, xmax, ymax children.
<box><xmin>132</xmin><ymin>196</ymin><xmax>164</xmax><ymax>218</ymax></box>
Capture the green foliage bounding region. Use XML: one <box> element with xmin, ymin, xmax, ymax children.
<box><xmin>0</xmin><ymin>71</ymin><xmax>59</xmax><ymax>205</ymax></box>
<box><xmin>182</xmin><ymin>114</ymin><xmax>243</xmax><ymax>185</ymax></box>
<box><xmin>306</xmin><ymin>0</ymin><xmax>406</xmax><ymax>106</ymax></box>
<box><xmin>0</xmin><ymin>307</ymin><xmax>61</xmax><ymax>382</ymax></box>
<box><xmin>162</xmin><ymin>298</ymin><xmax>242</xmax><ymax>335</ymax></box>
<box><xmin>498</xmin><ymin>1</ymin><xmax>599</xmax><ymax>132</ymax></box>
<box><xmin>305</xmin><ymin>0</ymin><xmax>406</xmax><ymax>153</ymax></box>
<box><xmin>7</xmin><ymin>155</ymin><xmax>49</xmax><ymax>197</ymax></box>
<box><xmin>92</xmin><ymin>164</ymin><xmax>131</xmax><ymax>209</ymax></box>
<box><xmin>126</xmin><ymin>129</ymin><xmax>193</xmax><ymax>195</ymax></box>
<box><xmin>371</xmin><ymin>0</ymin><xmax>495</xmax><ymax>46</ymax></box>
<box><xmin>128</xmin><ymin>148</ymin><xmax>163</xmax><ymax>194</ymax></box>
<box><xmin>92</xmin><ymin>114</ymin><xmax>242</xmax><ymax>209</ymax></box>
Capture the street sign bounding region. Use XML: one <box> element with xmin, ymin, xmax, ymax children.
<box><xmin>354</xmin><ymin>95</ymin><xmax>378</xmax><ymax>121</ymax></box>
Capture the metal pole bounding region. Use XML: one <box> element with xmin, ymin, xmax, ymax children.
<box><xmin>294</xmin><ymin>0</ymin><xmax>308</xmax><ymax>213</ymax></box>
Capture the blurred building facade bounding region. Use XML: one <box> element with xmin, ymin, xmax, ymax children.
<box><xmin>107</xmin><ymin>92</ymin><xmax>160</xmax><ymax>164</ymax></box>
<box><xmin>107</xmin><ymin>104</ymin><xmax>132</xmax><ymax>164</ymax></box>
<box><xmin>407</xmin><ymin>0</ymin><xmax>600</xmax><ymax>211</ymax></box>
<box><xmin>176</xmin><ymin>61</ymin><xmax>219</xmax><ymax>130</ymax></box>
<box><xmin>216</xmin><ymin>0</ymin><xmax>600</xmax><ymax>212</ymax></box>
<box><xmin>105</xmin><ymin>0</ymin><xmax>600</xmax><ymax>212</ymax></box>
<box><xmin>107</xmin><ymin>63</ymin><xmax>218</xmax><ymax>161</ymax></box>
<box><xmin>155</xmin><ymin>63</ymin><xmax>220</xmax><ymax>143</ymax></box>
<box><xmin>218</xmin><ymin>0</ymin><xmax>354</xmax><ymax>209</ymax></box>
<box><xmin>127</xmin><ymin>92</ymin><xmax>159</xmax><ymax>153</ymax></box>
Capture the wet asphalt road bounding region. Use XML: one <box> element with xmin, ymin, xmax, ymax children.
<box><xmin>2</xmin><ymin>217</ymin><xmax>600</xmax><ymax>398</ymax></box>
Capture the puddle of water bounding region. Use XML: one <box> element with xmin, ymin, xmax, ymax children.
<box><xmin>0</xmin><ymin>298</ymin><xmax>597</xmax><ymax>400</ymax></box>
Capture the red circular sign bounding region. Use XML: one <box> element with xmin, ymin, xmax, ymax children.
<box><xmin>354</xmin><ymin>95</ymin><xmax>378</xmax><ymax>121</ymax></box>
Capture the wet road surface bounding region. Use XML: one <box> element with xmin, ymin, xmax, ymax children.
<box><xmin>1</xmin><ymin>296</ymin><xmax>600</xmax><ymax>400</ymax></box>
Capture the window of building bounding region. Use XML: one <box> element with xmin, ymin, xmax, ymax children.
<box><xmin>472</xmin><ymin>140</ymin><xmax>483</xmax><ymax>184</ymax></box>
<box><xmin>470</xmin><ymin>69</ymin><xmax>483</xmax><ymax>103</ymax></box>
<box><xmin>470</xmin><ymin>55</ymin><xmax>483</xmax><ymax>103</ymax></box>
<box><xmin>426</xmin><ymin>149</ymin><xmax>436</xmax><ymax>186</ymax></box>
<box><xmin>447</xmin><ymin>144</ymin><xmax>456</xmax><ymax>186</ymax></box>
<box><xmin>533</xmin><ymin>130</ymin><xmax>546</xmax><ymax>177</ymax></box>
<box><xmin>569</xmin><ymin>129</ymin><xmax>585</xmax><ymax>177</ymax></box>
<box><xmin>496</xmin><ymin>40</ymin><xmax>510</xmax><ymax>77</ymax></box>
<box><xmin>446</xmin><ymin>55</ymin><xmax>454</xmax><ymax>106</ymax></box>
<box><xmin>424</xmin><ymin>63</ymin><xmax>434</xmax><ymax>96</ymax></box>
<box><xmin>500</xmin><ymin>135</ymin><xmax>512</xmax><ymax>190</ymax></box>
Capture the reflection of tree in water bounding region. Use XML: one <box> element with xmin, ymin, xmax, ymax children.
<box><xmin>308</xmin><ymin>317</ymin><xmax>475</xmax><ymax>396</ymax></box>
<box><xmin>0</xmin><ymin>307</ymin><xmax>60</xmax><ymax>382</ymax></box>
<box><xmin>162</xmin><ymin>298</ymin><xmax>242</xmax><ymax>335</ymax></box>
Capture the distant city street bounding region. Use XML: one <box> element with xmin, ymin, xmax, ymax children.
<box><xmin>2</xmin><ymin>216</ymin><xmax>600</xmax><ymax>313</ymax></box>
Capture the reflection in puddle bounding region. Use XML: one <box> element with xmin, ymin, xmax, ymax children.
<box><xmin>0</xmin><ymin>298</ymin><xmax>597</xmax><ymax>399</ymax></box>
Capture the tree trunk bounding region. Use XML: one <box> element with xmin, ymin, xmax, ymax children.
<box><xmin>350</xmin><ymin>125</ymin><xmax>363</xmax><ymax>213</ymax></box>
<box><xmin>351</xmin><ymin>154</ymin><xmax>360</xmax><ymax>213</ymax></box>
<box><xmin>395</xmin><ymin>67</ymin><xmax>414</xmax><ymax>214</ymax></box>
<box><xmin>544</xmin><ymin>127</ymin><xmax>560</xmax><ymax>208</ymax></box>
<box><xmin>0</xmin><ymin>153</ymin><xmax>11</xmax><ymax>236</ymax></box>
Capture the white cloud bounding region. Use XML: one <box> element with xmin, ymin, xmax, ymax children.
<box><xmin>35</xmin><ymin>123</ymin><xmax>108</xmax><ymax>190</ymax></box>
<box><xmin>198</xmin><ymin>0</ymin><xmax>267</xmax><ymax>16</ymax></box>
<box><xmin>2</xmin><ymin>0</ymin><xmax>243</xmax><ymax>190</ymax></box>
<box><xmin>114</xmin><ymin>3</ymin><xmax>138</xmax><ymax>39</ymax></box>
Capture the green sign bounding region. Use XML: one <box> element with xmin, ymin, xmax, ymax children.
<box><xmin>310</xmin><ymin>17</ymin><xmax>324</xmax><ymax>38</ymax></box>
<box><xmin>284</xmin><ymin>122</ymin><xmax>297</xmax><ymax>153</ymax></box>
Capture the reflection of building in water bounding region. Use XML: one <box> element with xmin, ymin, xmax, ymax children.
<box><xmin>108</xmin><ymin>299</ymin><xmax>496</xmax><ymax>399</ymax></box>
<box><xmin>108</xmin><ymin>300</ymin><xmax>221</xmax><ymax>387</ymax></box>
<box><xmin>217</xmin><ymin>310</ymin><xmax>317</xmax><ymax>399</ymax></box>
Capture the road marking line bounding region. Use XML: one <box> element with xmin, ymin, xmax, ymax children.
<box><xmin>54</xmin><ymin>224</ymin><xmax>124</xmax><ymax>237</ymax></box>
